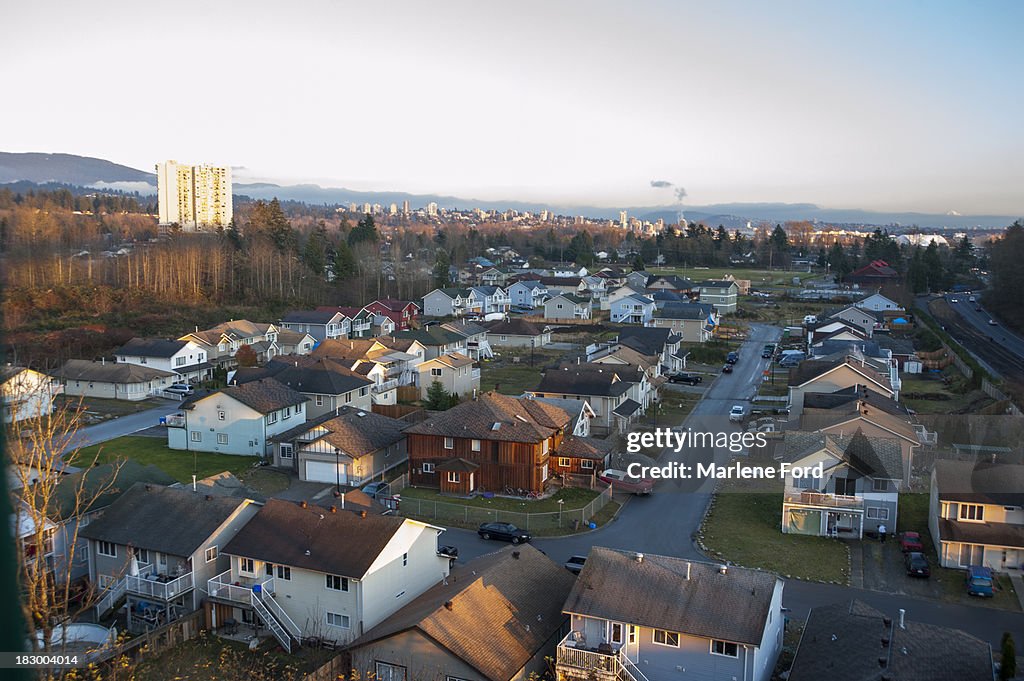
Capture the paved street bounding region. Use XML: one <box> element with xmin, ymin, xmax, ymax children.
<box><xmin>62</xmin><ymin>401</ymin><xmax>182</xmax><ymax>455</ymax></box>
<box><xmin>439</xmin><ymin>322</ymin><xmax>1024</xmax><ymax>645</ymax></box>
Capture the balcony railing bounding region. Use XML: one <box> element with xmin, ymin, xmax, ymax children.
<box><xmin>207</xmin><ymin>569</ymin><xmax>265</xmax><ymax>604</ymax></box>
<box><xmin>165</xmin><ymin>415</ymin><xmax>186</xmax><ymax>427</ymax></box>
<box><xmin>373</xmin><ymin>379</ymin><xmax>400</xmax><ymax>394</ymax></box>
<box><xmin>784</xmin><ymin>490</ymin><xmax>864</xmax><ymax>509</ymax></box>
<box><xmin>126</xmin><ymin>570</ymin><xmax>194</xmax><ymax>601</ymax></box>
<box><xmin>556</xmin><ymin>634</ymin><xmax>620</xmax><ymax>681</ymax></box>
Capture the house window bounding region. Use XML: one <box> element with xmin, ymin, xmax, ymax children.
<box><xmin>447</xmin><ymin>471</ymin><xmax>460</xmax><ymax>484</ymax></box>
<box><xmin>653</xmin><ymin>629</ymin><xmax>679</xmax><ymax>647</ymax></box>
<box><xmin>558</xmin><ymin>457</ymin><xmax>571</xmax><ymax>467</ymax></box>
<box><xmin>281</xmin><ymin>444</ymin><xmax>293</xmax><ymax>460</ymax></box>
<box><xmin>541</xmin><ymin>463</ymin><xmax>548</xmax><ymax>481</ymax></box>
<box><xmin>872</xmin><ymin>478</ymin><xmax>889</xmax><ymax>492</ymax></box>
<box><xmin>471</xmin><ymin>439</ymin><xmax>481</xmax><ymax>451</ymax></box>
<box><xmin>97</xmin><ymin>574</ymin><xmax>115</xmax><ymax>589</ymax></box>
<box><xmin>542</xmin><ymin>439</ymin><xmax>549</xmax><ymax>454</ymax></box>
<box><xmin>97</xmin><ymin>541</ymin><xmax>117</xmax><ymax>558</ymax></box>
<box><xmin>959</xmin><ymin>504</ymin><xmax>984</xmax><ymax>521</ymax></box>
<box><xmin>374</xmin><ymin>662</ymin><xmax>406</xmax><ymax>681</ymax></box>
<box><xmin>266</xmin><ymin>412</ymin><xmax>278</xmax><ymax>425</ymax></box>
<box><xmin>276</xmin><ymin>565</ymin><xmax>291</xmax><ymax>581</ymax></box>
<box><xmin>711</xmin><ymin>640</ymin><xmax>739</xmax><ymax>658</ymax></box>
<box><xmin>326</xmin><ymin>612</ymin><xmax>351</xmax><ymax>629</ymax></box>
<box><xmin>239</xmin><ymin>558</ymin><xmax>255</xmax><ymax>575</ymax></box>
<box><xmin>402</xmin><ymin>552</ymin><xmax>408</xmax><ymax>567</ymax></box>
<box><xmin>217</xmin><ymin>433</ymin><xmax>229</xmax><ymax>445</ymax></box>
<box><xmin>444</xmin><ymin>437</ymin><xmax>454</xmax><ymax>450</ymax></box>
<box><xmin>175</xmin><ymin>356</ymin><xmax>187</xmax><ymax>367</ymax></box>
<box><xmin>834</xmin><ymin>477</ymin><xmax>856</xmax><ymax>496</ymax></box>
<box><xmin>315</xmin><ymin>395</ymin><xmax>324</xmax><ymax>406</ymax></box>
<box><xmin>190</xmin><ymin>431</ymin><xmax>202</xmax><ymax>442</ymax></box>
<box><xmin>218</xmin><ymin>410</ymin><xmax>226</xmax><ymax>420</ymax></box>
<box><xmin>359</xmin><ymin>386</ymin><xmax>368</xmax><ymax>397</ymax></box>
<box><xmin>205</xmin><ymin>546</ymin><xmax>218</xmax><ymax>562</ymax></box>
<box><xmin>500</xmin><ymin>335</ymin><xmax>508</xmax><ymax>341</ymax></box>
<box><xmin>284</xmin><ymin>406</ymin><xmax>291</xmax><ymax>420</ymax></box>
<box><xmin>431</xmin><ymin>368</ymin><xmax>443</xmax><ymax>377</ymax></box>
<box><xmin>345</xmin><ymin>392</ymin><xmax>353</xmax><ymax>403</ymax></box>
<box><xmin>422</xmin><ymin>463</ymin><xmax>435</xmax><ymax>474</ymax></box>
<box><xmin>581</xmin><ymin>459</ymin><xmax>594</xmax><ymax>470</ymax></box>
<box><xmin>628</xmin><ymin>625</ymin><xmax>637</xmax><ymax>644</ymax></box>
<box><xmin>326</xmin><ymin>574</ymin><xmax>349</xmax><ymax>591</ymax></box>
<box><xmin>610</xmin><ymin>623</ymin><xmax>623</xmax><ymax>644</ymax></box>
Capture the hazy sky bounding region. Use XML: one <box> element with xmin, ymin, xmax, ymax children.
<box><xmin>3</xmin><ymin>0</ymin><xmax>1022</xmax><ymax>213</ymax></box>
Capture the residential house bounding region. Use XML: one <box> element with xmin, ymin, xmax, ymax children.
<box><xmin>544</xmin><ymin>294</ymin><xmax>591</xmax><ymax>321</ymax></box>
<box><xmin>405</xmin><ymin>392</ymin><xmax>572</xmax><ymax>494</ymax></box>
<box><xmin>845</xmin><ymin>259</ymin><xmax>901</xmax><ymax>286</ymax></box>
<box><xmin>617</xmin><ymin>327</ymin><xmax>686</xmax><ymax>375</ymax></box>
<box><xmin>422</xmin><ymin>288</ymin><xmax>479</xmax><ymax>318</ymax></box>
<box><xmin>233</xmin><ymin>359</ymin><xmax>374</xmax><ymax>417</ymax></box>
<box><xmin>875</xmin><ymin>336</ymin><xmax>921</xmax><ymax>372</ymax></box>
<box><xmin>787</xmin><ymin>355</ymin><xmax>897</xmax><ymax>417</ymax></box>
<box><xmin>314</xmin><ymin>337</ymin><xmax>426</xmax><ymax>387</ymax></box>
<box><xmin>480</xmin><ymin>266</ymin><xmax>511</xmax><ymax>287</ymax></box>
<box><xmin>167</xmin><ymin>378</ymin><xmax>308</xmax><ymax>457</ymax></box>
<box><xmin>788</xmin><ymin>600</ymin><xmax>994</xmax><ymax>681</ymax></box>
<box><xmin>279</xmin><ymin>310</ymin><xmax>350</xmax><ymax>343</ymax></box>
<box><xmin>416</xmin><ymin>352</ymin><xmax>479</xmax><ymax>400</ymax></box>
<box><xmin>590</xmin><ymin>348</ymin><xmax>661</xmax><ymax>412</ymax></box>
<box><xmin>530</xmin><ymin>365</ymin><xmax>634</xmax><ymax>435</ymax></box>
<box><xmin>507</xmin><ymin>279</ymin><xmax>549</xmax><ymax>309</ymax></box>
<box><xmin>275</xmin><ymin>329</ymin><xmax>317</xmax><ymax>356</ymax></box>
<box><xmin>778</xmin><ymin>430</ymin><xmax>903</xmax><ymax>538</ymax></box>
<box><xmin>269</xmin><ymin>406</ymin><xmax>408</xmax><ymax>486</ymax></box>
<box><xmin>82</xmin><ymin>483</ymin><xmax>259</xmax><ymax>633</ymax></box>
<box><xmin>394</xmin><ymin>326</ymin><xmax>468</xmax><ymax>361</ymax></box>
<box><xmin>321</xmin><ymin>306</ymin><xmax>375</xmax><ymax>338</ymax></box>
<box><xmin>602</xmin><ymin>284</ymin><xmax>647</xmax><ymax>312</ymax></box>
<box><xmin>827</xmin><ymin>305</ymin><xmax>883</xmax><ymax>338</ymax></box>
<box><xmin>214</xmin><ymin>498</ymin><xmax>449</xmax><ymax>650</ymax></box>
<box><xmin>113</xmin><ymin>338</ymin><xmax>213</xmax><ymax>384</ymax></box>
<box><xmin>808</xmin><ymin>321</ymin><xmax>871</xmax><ymax>346</ymax></box>
<box><xmin>367</xmin><ymin>309</ymin><xmax>397</xmax><ymax>337</ymax></box>
<box><xmin>2</xmin><ymin>366</ymin><xmax>62</xmax><ymax>423</ymax></box>
<box><xmin>535</xmin><ymin>398</ymin><xmax>611</xmax><ymax>483</ymax></box>
<box><xmin>581</xmin><ymin>275</ymin><xmax>609</xmax><ymax>304</ymax></box>
<box><xmin>483</xmin><ymin>319</ymin><xmax>553</xmax><ymax>348</ymax></box>
<box><xmin>180</xmin><ymin>320</ymin><xmax>280</xmax><ymax>367</ymax></box>
<box><xmin>539</xmin><ymin>276</ymin><xmax>587</xmax><ymax>297</ymax></box>
<box><xmin>610</xmin><ymin>293</ymin><xmax>656</xmax><ymax>325</ymax></box>
<box><xmin>856</xmin><ymin>291</ymin><xmax>904</xmax><ymax>314</ymax></box>
<box><xmin>55</xmin><ymin>360</ymin><xmax>177</xmax><ymax>401</ymax></box>
<box><xmin>646</xmin><ymin>275</ymin><xmax>693</xmax><ymax>295</ymax></box>
<box><xmin>929</xmin><ymin>460</ymin><xmax>1024</xmax><ymax>571</ymax></box>
<box><xmin>469</xmin><ymin>286</ymin><xmax>511</xmax><ymax>315</ymax></box>
<box><xmin>625</xmin><ymin>271</ymin><xmax>653</xmax><ymax>290</ymax></box>
<box><xmin>695</xmin><ymin>280</ymin><xmax>739</xmax><ymax>314</ymax></box>
<box><xmin>441</xmin><ymin>319</ymin><xmax>493</xmax><ymax>359</ymax></box>
<box><xmin>350</xmin><ymin>545</ymin><xmax>574</xmax><ymax>681</ymax></box>
<box><xmin>364</xmin><ymin>299</ymin><xmax>420</xmax><ymax>331</ymax></box>
<box><xmin>557</xmin><ymin>548</ymin><xmax>784</xmax><ymax>681</ymax></box>
<box><xmin>651</xmin><ymin>302</ymin><xmax>718</xmax><ymax>344</ymax></box>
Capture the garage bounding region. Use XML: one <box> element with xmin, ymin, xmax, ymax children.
<box><xmin>304</xmin><ymin>460</ymin><xmax>347</xmax><ymax>484</ymax></box>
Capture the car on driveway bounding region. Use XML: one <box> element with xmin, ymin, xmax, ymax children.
<box><xmin>721</xmin><ymin>363</ymin><xmax>734</xmax><ymax>374</ymax></box>
<box><xmin>668</xmin><ymin>372</ymin><xmax>702</xmax><ymax>385</ymax></box>
<box><xmin>966</xmin><ymin>565</ymin><xmax>994</xmax><ymax>597</ymax></box>
<box><xmin>164</xmin><ymin>383</ymin><xmax>194</xmax><ymax>397</ymax></box>
<box><xmin>729</xmin><ymin>405</ymin><xmax>746</xmax><ymax>422</ymax></box>
<box><xmin>904</xmin><ymin>552</ymin><xmax>930</xmax><ymax>578</ymax></box>
<box><xmin>478</xmin><ymin>522</ymin><xmax>531</xmax><ymax>544</ymax></box>
<box><xmin>564</xmin><ymin>555</ymin><xmax>587</xmax><ymax>575</ymax></box>
<box><xmin>362</xmin><ymin>481</ymin><xmax>390</xmax><ymax>499</ymax></box>
<box><xmin>598</xmin><ymin>469</ymin><xmax>653</xmax><ymax>495</ymax></box>
<box><xmin>899</xmin><ymin>531</ymin><xmax>924</xmax><ymax>552</ymax></box>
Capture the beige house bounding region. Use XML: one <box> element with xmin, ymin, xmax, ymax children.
<box><xmin>417</xmin><ymin>352</ymin><xmax>479</xmax><ymax>399</ymax></box>
<box><xmin>787</xmin><ymin>357</ymin><xmax>896</xmax><ymax>417</ymax></box>
<box><xmin>55</xmin><ymin>359</ymin><xmax>177</xmax><ymax>401</ymax></box>
<box><xmin>350</xmin><ymin>545</ymin><xmax>573</xmax><ymax>681</ymax></box>
<box><xmin>215</xmin><ymin>498</ymin><xmax>450</xmax><ymax>651</ymax></box>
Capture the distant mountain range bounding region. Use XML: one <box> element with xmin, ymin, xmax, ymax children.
<box><xmin>0</xmin><ymin>151</ymin><xmax>1017</xmax><ymax>229</ymax></box>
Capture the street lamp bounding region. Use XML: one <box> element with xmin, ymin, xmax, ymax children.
<box><xmin>558</xmin><ymin>499</ymin><xmax>565</xmax><ymax>527</ymax></box>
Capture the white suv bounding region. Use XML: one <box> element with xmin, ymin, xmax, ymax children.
<box><xmin>165</xmin><ymin>383</ymin><xmax>194</xmax><ymax>396</ymax></box>
<box><xmin>729</xmin><ymin>405</ymin><xmax>746</xmax><ymax>422</ymax></box>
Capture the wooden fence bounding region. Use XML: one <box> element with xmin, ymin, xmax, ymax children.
<box><xmin>302</xmin><ymin>652</ymin><xmax>350</xmax><ymax>681</ymax></box>
<box><xmin>395</xmin><ymin>385</ymin><xmax>420</xmax><ymax>403</ymax></box>
<box><xmin>90</xmin><ymin>609</ymin><xmax>204</xmax><ymax>667</ymax></box>
<box><xmin>372</xmin><ymin>403</ymin><xmax>424</xmax><ymax>421</ymax></box>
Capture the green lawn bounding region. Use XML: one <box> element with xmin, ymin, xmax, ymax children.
<box><xmin>650</xmin><ymin>266</ymin><xmax>819</xmax><ymax>286</ymax></box>
<box><xmin>640</xmin><ymin>394</ymin><xmax>699</xmax><ymax>426</ymax></box>
<box><xmin>480</xmin><ymin>349</ymin><xmax>564</xmax><ymax>395</ymax></box>
<box><xmin>701</xmin><ymin>469</ymin><xmax>850</xmax><ymax>583</ymax></box>
<box><xmin>69</xmin><ymin>435</ymin><xmax>258</xmax><ymax>483</ymax></box>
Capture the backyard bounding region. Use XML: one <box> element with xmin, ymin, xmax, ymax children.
<box><xmin>648</xmin><ymin>266</ymin><xmax>819</xmax><ymax>287</ymax></box>
<box><xmin>69</xmin><ymin>435</ymin><xmax>259</xmax><ymax>484</ymax></box>
<box><xmin>479</xmin><ymin>348</ymin><xmax>565</xmax><ymax>395</ymax></box>
<box><xmin>899</xmin><ymin>372</ymin><xmax>993</xmax><ymax>415</ymax></box>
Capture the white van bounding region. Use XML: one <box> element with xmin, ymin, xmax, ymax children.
<box><xmin>803</xmin><ymin>314</ymin><xmax>818</xmax><ymax>325</ymax></box>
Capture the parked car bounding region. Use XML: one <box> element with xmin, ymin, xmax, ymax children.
<box><xmin>362</xmin><ymin>481</ymin><xmax>390</xmax><ymax>499</ymax></box>
<box><xmin>966</xmin><ymin>565</ymin><xmax>994</xmax><ymax>597</ymax></box>
<box><xmin>969</xmin><ymin>295</ymin><xmax>977</xmax><ymax>302</ymax></box>
<box><xmin>721</xmin><ymin>363</ymin><xmax>734</xmax><ymax>374</ymax></box>
<box><xmin>164</xmin><ymin>383</ymin><xmax>194</xmax><ymax>396</ymax></box>
<box><xmin>729</xmin><ymin>405</ymin><xmax>746</xmax><ymax>422</ymax></box>
<box><xmin>899</xmin><ymin>531</ymin><xmax>924</xmax><ymax>552</ymax></box>
<box><xmin>478</xmin><ymin>522</ymin><xmax>532</xmax><ymax>544</ymax></box>
<box><xmin>668</xmin><ymin>372</ymin><xmax>702</xmax><ymax>385</ymax></box>
<box><xmin>564</xmin><ymin>555</ymin><xmax>587</xmax><ymax>575</ymax></box>
<box><xmin>726</xmin><ymin>351</ymin><xmax>739</xmax><ymax>364</ymax></box>
<box><xmin>904</xmin><ymin>552</ymin><xmax>930</xmax><ymax>578</ymax></box>
<box><xmin>975</xmin><ymin>305</ymin><xmax>983</xmax><ymax>311</ymax></box>
<box><xmin>989</xmin><ymin>319</ymin><xmax>998</xmax><ymax>326</ymax></box>
<box><xmin>598</xmin><ymin>469</ymin><xmax>654</xmax><ymax>495</ymax></box>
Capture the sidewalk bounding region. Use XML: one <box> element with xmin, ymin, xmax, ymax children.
<box><xmin>1009</xmin><ymin>571</ymin><xmax>1024</xmax><ymax>612</ymax></box>
<box><xmin>846</xmin><ymin>538</ymin><xmax>864</xmax><ymax>588</ymax></box>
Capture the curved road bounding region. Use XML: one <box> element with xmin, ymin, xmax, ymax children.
<box><xmin>440</xmin><ymin>323</ymin><xmax>1024</xmax><ymax>645</ymax></box>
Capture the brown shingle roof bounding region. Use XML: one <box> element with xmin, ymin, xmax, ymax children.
<box><xmin>934</xmin><ymin>460</ymin><xmax>1024</xmax><ymax>507</ymax></box>
<box><xmin>558</xmin><ymin>435</ymin><xmax>615</xmax><ymax>460</ymax></box>
<box><xmin>350</xmin><ymin>545</ymin><xmax>574</xmax><ymax>681</ymax></box>
<box><xmin>404</xmin><ymin>393</ymin><xmax>571</xmax><ymax>443</ymax></box>
<box><xmin>221</xmin><ymin>498</ymin><xmax>414</xmax><ymax>578</ymax></box>
<box><xmin>564</xmin><ymin>548</ymin><xmax>779</xmax><ymax>646</ymax></box>
<box><xmin>271</xmin><ymin>406</ymin><xmax>407</xmax><ymax>457</ymax></box>
<box><xmin>55</xmin><ymin>359</ymin><xmax>177</xmax><ymax>384</ymax></box>
<box><xmin>187</xmin><ymin>377</ymin><xmax>307</xmax><ymax>415</ymax></box>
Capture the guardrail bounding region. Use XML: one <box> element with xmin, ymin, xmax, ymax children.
<box><xmin>783</xmin><ymin>490</ymin><xmax>863</xmax><ymax>509</ymax></box>
<box><xmin>127</xmin><ymin>571</ymin><xmax>194</xmax><ymax>600</ymax></box>
<box><xmin>251</xmin><ymin>589</ymin><xmax>291</xmax><ymax>653</ymax></box>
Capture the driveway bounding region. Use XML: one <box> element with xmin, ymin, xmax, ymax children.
<box><xmin>62</xmin><ymin>401</ymin><xmax>182</xmax><ymax>455</ymax></box>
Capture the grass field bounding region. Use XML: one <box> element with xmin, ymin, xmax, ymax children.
<box><xmin>649</xmin><ymin>266</ymin><xmax>819</xmax><ymax>286</ymax></box>
<box><xmin>639</xmin><ymin>394</ymin><xmax>700</xmax><ymax>426</ymax></box>
<box><xmin>700</xmin><ymin>464</ymin><xmax>850</xmax><ymax>583</ymax></box>
<box><xmin>69</xmin><ymin>435</ymin><xmax>258</xmax><ymax>483</ymax></box>
<box><xmin>479</xmin><ymin>349</ymin><xmax>564</xmax><ymax>395</ymax></box>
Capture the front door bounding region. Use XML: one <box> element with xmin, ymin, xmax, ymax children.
<box><xmin>624</xmin><ymin>624</ymin><xmax>639</xmax><ymax>661</ymax></box>
<box><xmin>156</xmin><ymin>552</ymin><xmax>168</xmax><ymax>574</ymax></box>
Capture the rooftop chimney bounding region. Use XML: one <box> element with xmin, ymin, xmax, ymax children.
<box><xmin>360</xmin><ymin>510</ymin><xmax>367</xmax><ymax>518</ymax></box>
<box><xmin>300</xmin><ymin>500</ymin><xmax>308</xmax><ymax>509</ymax></box>
<box><xmin>685</xmin><ymin>562</ymin><xmax>691</xmax><ymax>580</ymax></box>
<box><xmin>719</xmin><ymin>564</ymin><xmax>728</xmax><ymax>575</ymax></box>
<box><xmin>512</xmin><ymin>551</ymin><xmax>520</xmax><ymax>560</ymax></box>
<box><xmin>444</xmin><ymin>600</ymin><xmax>453</xmax><ymax>611</ymax></box>
<box><xmin>898</xmin><ymin>609</ymin><xmax>905</xmax><ymax>629</ymax></box>
<box><xmin>635</xmin><ymin>552</ymin><xmax>644</xmax><ymax>563</ymax></box>
<box><xmin>329</xmin><ymin>506</ymin><xmax>337</xmax><ymax>513</ymax></box>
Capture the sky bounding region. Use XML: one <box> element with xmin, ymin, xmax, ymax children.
<box><xmin>2</xmin><ymin>0</ymin><xmax>1022</xmax><ymax>214</ymax></box>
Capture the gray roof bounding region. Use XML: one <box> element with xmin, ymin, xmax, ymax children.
<box><xmin>789</xmin><ymin>600</ymin><xmax>993</xmax><ymax>681</ymax></box>
<box><xmin>114</xmin><ymin>338</ymin><xmax>188</xmax><ymax>358</ymax></box>
<box><xmin>564</xmin><ymin>548</ymin><xmax>779</xmax><ymax>646</ymax></box>
<box><xmin>779</xmin><ymin>430</ymin><xmax>904</xmax><ymax>480</ymax></box>
<box><xmin>79</xmin><ymin>483</ymin><xmax>251</xmax><ymax>557</ymax></box>
<box><xmin>281</xmin><ymin>309</ymin><xmax>342</xmax><ymax>325</ymax></box>
<box><xmin>655</xmin><ymin>301</ymin><xmax>715</xmax><ymax>320</ymax></box>
<box><xmin>534</xmin><ymin>365</ymin><xmax>632</xmax><ymax>398</ymax></box>
<box><xmin>41</xmin><ymin>460</ymin><xmax>176</xmax><ymax>520</ymax></box>
<box><xmin>55</xmin><ymin>359</ymin><xmax>178</xmax><ymax>384</ymax></box>
<box><xmin>186</xmin><ymin>377</ymin><xmax>308</xmax><ymax>414</ymax></box>
<box><xmin>236</xmin><ymin>361</ymin><xmax>372</xmax><ymax>396</ymax></box>
<box><xmin>934</xmin><ymin>460</ymin><xmax>1024</xmax><ymax>507</ymax></box>
<box><xmin>801</xmin><ymin>386</ymin><xmax>910</xmax><ymax>416</ymax></box>
<box><xmin>483</xmin><ymin>318</ymin><xmax>545</xmax><ymax>337</ymax></box>
<box><xmin>612</xmin><ymin>398</ymin><xmax>642</xmax><ymax>417</ymax></box>
<box><xmin>617</xmin><ymin>327</ymin><xmax>676</xmax><ymax>356</ymax></box>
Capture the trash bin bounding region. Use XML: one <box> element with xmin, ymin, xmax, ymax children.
<box><xmin>252</xmin><ymin>583</ymin><xmax>262</xmax><ymax>594</ymax></box>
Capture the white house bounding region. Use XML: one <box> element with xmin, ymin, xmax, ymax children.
<box><xmin>2</xmin><ymin>366</ymin><xmax>62</xmax><ymax>423</ymax></box>
<box><xmin>856</xmin><ymin>292</ymin><xmax>904</xmax><ymax>313</ymax></box>
<box><xmin>180</xmin><ymin>320</ymin><xmax>280</xmax><ymax>367</ymax></box>
<box><xmin>114</xmin><ymin>338</ymin><xmax>212</xmax><ymax>384</ymax></box>
<box><xmin>279</xmin><ymin>310</ymin><xmax>350</xmax><ymax>343</ymax></box>
<box><xmin>507</xmin><ymin>280</ymin><xmax>548</xmax><ymax>309</ymax></box>
<box><xmin>544</xmin><ymin>294</ymin><xmax>591</xmax><ymax>321</ymax></box>
<box><xmin>696</xmin><ymin>280</ymin><xmax>739</xmax><ymax>314</ymax></box>
<box><xmin>167</xmin><ymin>378</ymin><xmax>309</xmax><ymax>457</ymax></box>
<box><xmin>610</xmin><ymin>293</ymin><xmax>656</xmax><ymax>325</ymax></box>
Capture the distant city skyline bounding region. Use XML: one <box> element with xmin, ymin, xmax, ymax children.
<box><xmin>2</xmin><ymin>1</ymin><xmax>1022</xmax><ymax>214</ymax></box>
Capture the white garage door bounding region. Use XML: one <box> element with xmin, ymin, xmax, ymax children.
<box><xmin>304</xmin><ymin>460</ymin><xmax>346</xmax><ymax>484</ymax></box>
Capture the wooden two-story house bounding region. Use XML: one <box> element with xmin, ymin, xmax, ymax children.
<box><xmin>213</xmin><ymin>498</ymin><xmax>450</xmax><ymax>652</ymax></box>
<box><xmin>81</xmin><ymin>483</ymin><xmax>260</xmax><ymax>633</ymax></box>
<box><xmin>405</xmin><ymin>393</ymin><xmax>573</xmax><ymax>494</ymax></box>
<box><xmin>557</xmin><ymin>548</ymin><xmax>784</xmax><ymax>681</ymax></box>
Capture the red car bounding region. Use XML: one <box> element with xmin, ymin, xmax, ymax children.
<box><xmin>599</xmin><ymin>469</ymin><xmax>654</xmax><ymax>495</ymax></box>
<box><xmin>899</xmin><ymin>531</ymin><xmax>924</xmax><ymax>552</ymax></box>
